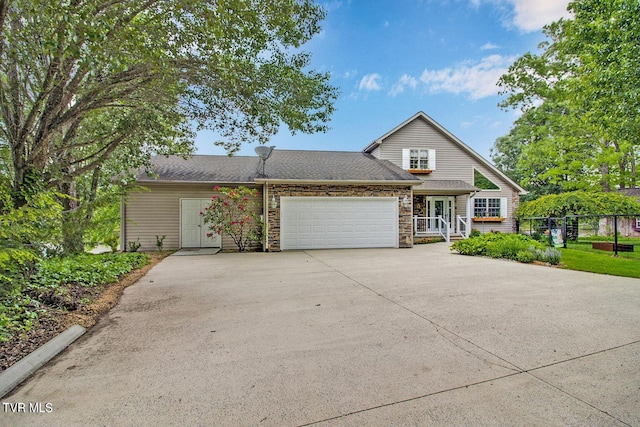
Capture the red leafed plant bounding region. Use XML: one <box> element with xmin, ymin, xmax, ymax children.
<box><xmin>201</xmin><ymin>186</ymin><xmax>262</xmax><ymax>251</ymax></box>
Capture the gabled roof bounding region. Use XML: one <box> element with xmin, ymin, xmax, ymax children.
<box><xmin>413</xmin><ymin>180</ymin><xmax>480</xmax><ymax>194</ymax></box>
<box><xmin>136</xmin><ymin>150</ymin><xmax>421</xmax><ymax>184</ymax></box>
<box><xmin>363</xmin><ymin>111</ymin><xmax>527</xmax><ymax>194</ymax></box>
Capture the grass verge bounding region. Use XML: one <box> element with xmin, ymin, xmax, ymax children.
<box><xmin>559</xmin><ymin>248</ymin><xmax>640</xmax><ymax>279</ymax></box>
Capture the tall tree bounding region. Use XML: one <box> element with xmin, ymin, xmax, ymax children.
<box><xmin>496</xmin><ymin>0</ymin><xmax>640</xmax><ymax>193</ymax></box>
<box><xmin>0</xmin><ymin>0</ymin><xmax>338</xmax><ymax>208</ymax></box>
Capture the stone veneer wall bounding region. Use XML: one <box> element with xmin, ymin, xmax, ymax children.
<box><xmin>413</xmin><ymin>195</ymin><xmax>426</xmax><ymax>216</ymax></box>
<box><xmin>266</xmin><ymin>183</ymin><xmax>414</xmax><ymax>251</ymax></box>
<box><xmin>511</xmin><ymin>189</ymin><xmax>521</xmax><ymax>233</ymax></box>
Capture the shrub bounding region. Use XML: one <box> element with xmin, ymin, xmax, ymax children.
<box><xmin>155</xmin><ymin>235</ymin><xmax>166</xmax><ymax>251</ymax></box>
<box><xmin>451</xmin><ymin>233</ymin><xmax>546</xmax><ymax>262</ymax></box>
<box><xmin>485</xmin><ymin>234</ymin><xmax>537</xmax><ymax>260</ymax></box>
<box><xmin>535</xmin><ymin>248</ymin><xmax>562</xmax><ymax>265</ymax></box>
<box><xmin>450</xmin><ymin>236</ymin><xmax>487</xmax><ymax>256</ymax></box>
<box><xmin>128</xmin><ymin>239</ymin><xmax>141</xmax><ymax>252</ymax></box>
<box><xmin>516</xmin><ymin>250</ymin><xmax>536</xmax><ymax>263</ymax></box>
<box><xmin>201</xmin><ymin>186</ymin><xmax>262</xmax><ymax>252</ymax></box>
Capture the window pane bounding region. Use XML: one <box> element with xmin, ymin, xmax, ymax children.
<box><xmin>419</xmin><ymin>150</ymin><xmax>429</xmax><ymax>169</ymax></box>
<box><xmin>474</xmin><ymin>169</ymin><xmax>500</xmax><ymax>190</ymax></box>
<box><xmin>410</xmin><ymin>149</ymin><xmax>418</xmax><ymax>168</ymax></box>
<box><xmin>474</xmin><ymin>198</ymin><xmax>486</xmax><ymax>217</ymax></box>
<box><xmin>488</xmin><ymin>198</ymin><xmax>501</xmax><ymax>217</ymax></box>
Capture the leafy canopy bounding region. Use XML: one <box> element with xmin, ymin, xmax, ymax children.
<box><xmin>495</xmin><ymin>0</ymin><xmax>640</xmax><ymax>193</ymax></box>
<box><xmin>0</xmin><ymin>0</ymin><xmax>338</xmax><ymax>204</ymax></box>
<box><xmin>516</xmin><ymin>191</ymin><xmax>640</xmax><ymax>218</ymax></box>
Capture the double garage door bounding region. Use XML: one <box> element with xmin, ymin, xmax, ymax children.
<box><xmin>280</xmin><ymin>197</ymin><xmax>398</xmax><ymax>250</ymax></box>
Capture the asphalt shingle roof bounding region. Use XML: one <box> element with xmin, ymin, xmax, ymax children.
<box><xmin>136</xmin><ymin>150</ymin><xmax>419</xmax><ymax>183</ymax></box>
<box><xmin>413</xmin><ymin>180</ymin><xmax>479</xmax><ymax>192</ymax></box>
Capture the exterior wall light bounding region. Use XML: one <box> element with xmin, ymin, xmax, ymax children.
<box><xmin>270</xmin><ymin>195</ymin><xmax>278</xmax><ymax>209</ymax></box>
<box><xmin>402</xmin><ymin>195</ymin><xmax>411</xmax><ymax>208</ymax></box>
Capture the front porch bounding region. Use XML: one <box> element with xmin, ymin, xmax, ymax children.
<box><xmin>413</xmin><ymin>215</ymin><xmax>469</xmax><ymax>242</ymax></box>
<box><xmin>412</xmin><ymin>193</ymin><xmax>474</xmax><ymax>242</ymax></box>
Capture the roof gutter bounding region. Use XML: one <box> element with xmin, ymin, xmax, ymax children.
<box><xmin>253</xmin><ymin>178</ymin><xmax>423</xmax><ymax>186</ymax></box>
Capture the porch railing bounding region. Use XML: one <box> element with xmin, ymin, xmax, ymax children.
<box><xmin>456</xmin><ymin>215</ymin><xmax>469</xmax><ymax>238</ymax></box>
<box><xmin>413</xmin><ymin>216</ymin><xmax>450</xmax><ymax>242</ymax></box>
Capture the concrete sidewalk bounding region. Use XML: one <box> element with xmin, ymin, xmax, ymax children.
<box><xmin>1</xmin><ymin>243</ymin><xmax>639</xmax><ymax>426</ymax></box>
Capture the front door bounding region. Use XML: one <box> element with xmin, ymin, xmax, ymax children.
<box><xmin>180</xmin><ymin>199</ymin><xmax>221</xmax><ymax>248</ymax></box>
<box><xmin>428</xmin><ymin>197</ymin><xmax>454</xmax><ymax>231</ymax></box>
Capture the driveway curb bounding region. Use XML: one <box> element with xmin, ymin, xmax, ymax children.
<box><xmin>0</xmin><ymin>324</ymin><xmax>86</xmax><ymax>398</ymax></box>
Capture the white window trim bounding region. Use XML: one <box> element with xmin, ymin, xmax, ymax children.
<box><xmin>402</xmin><ymin>148</ymin><xmax>436</xmax><ymax>170</ymax></box>
<box><xmin>472</xmin><ymin>167</ymin><xmax>502</xmax><ymax>191</ymax></box>
<box><xmin>472</xmin><ymin>196</ymin><xmax>507</xmax><ymax>218</ymax></box>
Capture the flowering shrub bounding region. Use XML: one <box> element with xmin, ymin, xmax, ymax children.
<box><xmin>201</xmin><ymin>186</ymin><xmax>262</xmax><ymax>252</ymax></box>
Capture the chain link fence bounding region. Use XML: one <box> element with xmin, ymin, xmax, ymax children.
<box><xmin>518</xmin><ymin>214</ymin><xmax>640</xmax><ymax>259</ymax></box>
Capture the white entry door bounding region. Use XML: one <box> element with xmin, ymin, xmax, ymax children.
<box><xmin>280</xmin><ymin>197</ymin><xmax>398</xmax><ymax>250</ymax></box>
<box><xmin>180</xmin><ymin>199</ymin><xmax>221</xmax><ymax>248</ymax></box>
<box><xmin>427</xmin><ymin>197</ymin><xmax>454</xmax><ymax>231</ymax></box>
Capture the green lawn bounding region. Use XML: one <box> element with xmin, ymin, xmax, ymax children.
<box><xmin>566</xmin><ymin>241</ymin><xmax>640</xmax><ymax>261</ymax></box>
<box><xmin>559</xmin><ymin>248</ymin><xmax>640</xmax><ymax>279</ymax></box>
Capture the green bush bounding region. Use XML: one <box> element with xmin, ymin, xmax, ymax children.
<box><xmin>450</xmin><ymin>236</ymin><xmax>487</xmax><ymax>256</ymax></box>
<box><xmin>535</xmin><ymin>247</ymin><xmax>562</xmax><ymax>265</ymax></box>
<box><xmin>128</xmin><ymin>239</ymin><xmax>141</xmax><ymax>252</ymax></box>
<box><xmin>485</xmin><ymin>234</ymin><xmax>540</xmax><ymax>260</ymax></box>
<box><xmin>451</xmin><ymin>233</ymin><xmax>546</xmax><ymax>262</ymax></box>
<box><xmin>516</xmin><ymin>250</ymin><xmax>536</xmax><ymax>263</ymax></box>
<box><xmin>0</xmin><ymin>247</ymin><xmax>39</xmax><ymax>296</ymax></box>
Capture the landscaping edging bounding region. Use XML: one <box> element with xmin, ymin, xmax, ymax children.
<box><xmin>0</xmin><ymin>325</ymin><xmax>86</xmax><ymax>398</ymax></box>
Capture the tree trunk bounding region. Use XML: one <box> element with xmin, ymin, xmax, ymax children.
<box><xmin>60</xmin><ymin>178</ymin><xmax>84</xmax><ymax>255</ymax></box>
<box><xmin>600</xmin><ymin>163</ymin><xmax>611</xmax><ymax>192</ymax></box>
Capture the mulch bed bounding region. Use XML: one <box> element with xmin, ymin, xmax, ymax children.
<box><xmin>0</xmin><ymin>252</ymin><xmax>170</xmax><ymax>371</ymax></box>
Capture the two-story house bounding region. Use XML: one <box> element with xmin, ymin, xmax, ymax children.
<box><xmin>121</xmin><ymin>111</ymin><xmax>525</xmax><ymax>251</ymax></box>
<box><xmin>364</xmin><ymin>111</ymin><xmax>526</xmax><ymax>240</ymax></box>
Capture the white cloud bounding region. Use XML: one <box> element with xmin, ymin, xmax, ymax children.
<box><xmin>480</xmin><ymin>42</ymin><xmax>500</xmax><ymax>51</ymax></box>
<box><xmin>419</xmin><ymin>54</ymin><xmax>516</xmax><ymax>100</ymax></box>
<box><xmin>389</xmin><ymin>74</ymin><xmax>418</xmax><ymax>97</ymax></box>
<box><xmin>473</xmin><ymin>0</ymin><xmax>571</xmax><ymax>32</ymax></box>
<box><xmin>342</xmin><ymin>69</ymin><xmax>358</xmax><ymax>80</ymax></box>
<box><xmin>358</xmin><ymin>73</ymin><xmax>382</xmax><ymax>91</ymax></box>
<box><xmin>508</xmin><ymin>0</ymin><xmax>571</xmax><ymax>32</ymax></box>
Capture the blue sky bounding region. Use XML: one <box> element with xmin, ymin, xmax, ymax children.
<box><xmin>195</xmin><ymin>0</ymin><xmax>571</xmax><ymax>162</ymax></box>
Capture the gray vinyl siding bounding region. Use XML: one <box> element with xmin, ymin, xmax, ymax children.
<box><xmin>377</xmin><ymin>116</ymin><xmax>519</xmax><ymax>233</ymax></box>
<box><xmin>122</xmin><ymin>182</ymin><xmax>263</xmax><ymax>251</ymax></box>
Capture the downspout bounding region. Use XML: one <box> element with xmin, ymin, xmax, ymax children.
<box><xmin>467</xmin><ymin>190</ymin><xmax>479</xmax><ymax>238</ymax></box>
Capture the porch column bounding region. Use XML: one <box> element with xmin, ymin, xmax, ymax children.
<box><xmin>466</xmin><ymin>194</ymin><xmax>472</xmax><ymax>238</ymax></box>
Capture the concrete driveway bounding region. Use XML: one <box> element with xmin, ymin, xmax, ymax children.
<box><xmin>2</xmin><ymin>243</ymin><xmax>639</xmax><ymax>426</ymax></box>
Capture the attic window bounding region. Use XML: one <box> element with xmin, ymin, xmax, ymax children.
<box><xmin>410</xmin><ymin>149</ymin><xmax>429</xmax><ymax>169</ymax></box>
<box><xmin>403</xmin><ymin>148</ymin><xmax>436</xmax><ymax>171</ymax></box>
<box><xmin>474</xmin><ymin>169</ymin><xmax>499</xmax><ymax>190</ymax></box>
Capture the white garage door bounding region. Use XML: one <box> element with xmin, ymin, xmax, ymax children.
<box><xmin>280</xmin><ymin>197</ymin><xmax>398</xmax><ymax>250</ymax></box>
